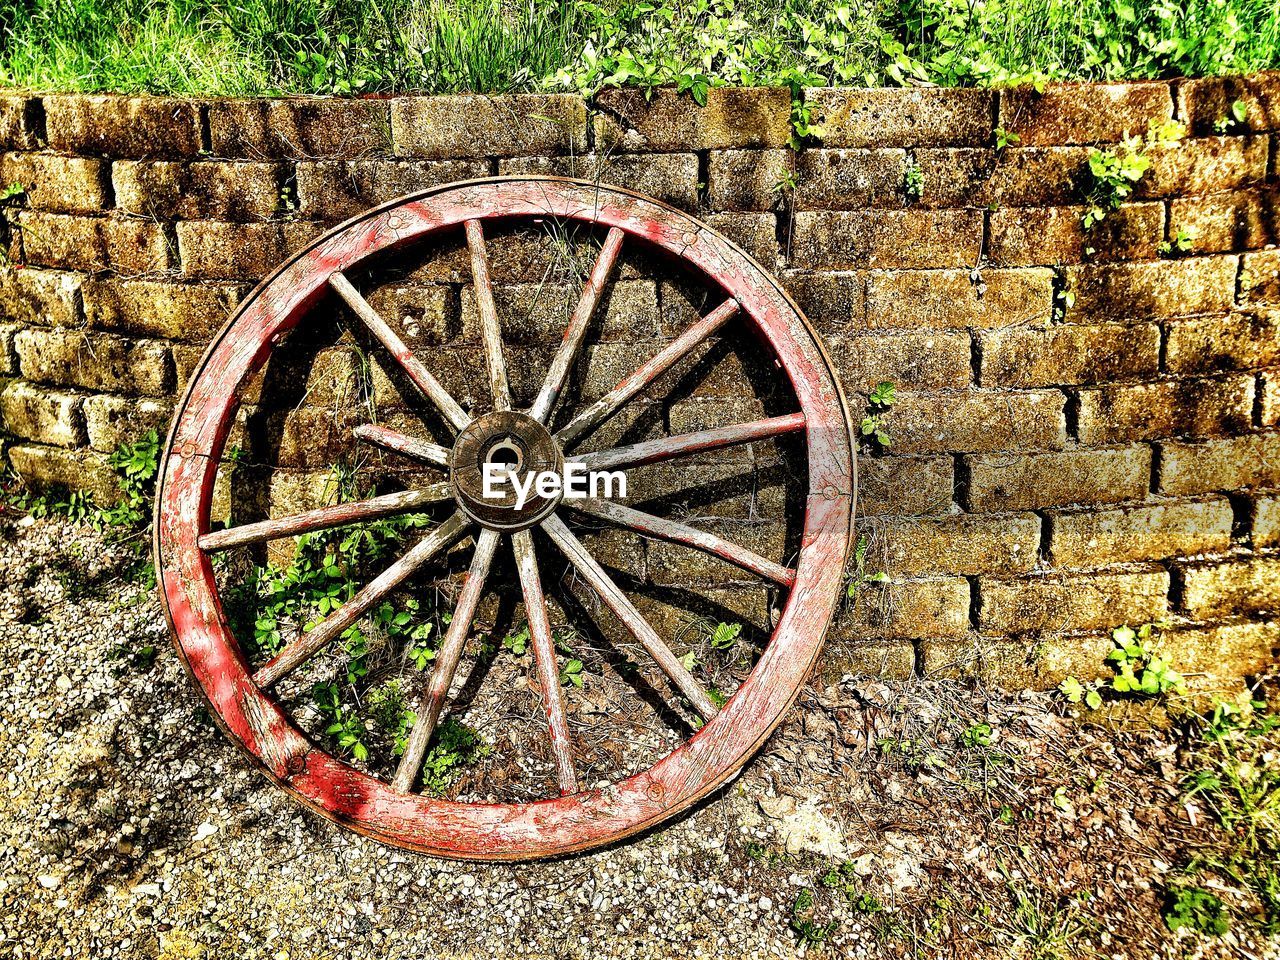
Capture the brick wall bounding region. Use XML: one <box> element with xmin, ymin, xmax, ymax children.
<box><xmin>1</xmin><ymin>77</ymin><xmax>1278</xmax><ymax>690</ymax></box>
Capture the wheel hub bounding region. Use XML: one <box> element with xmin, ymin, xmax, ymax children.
<box><xmin>450</xmin><ymin>410</ymin><xmax>564</xmax><ymax>530</ymax></box>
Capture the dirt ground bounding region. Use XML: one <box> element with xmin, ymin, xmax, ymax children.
<box><xmin>1</xmin><ymin>511</ymin><xmax>1276</xmax><ymax>960</ymax></box>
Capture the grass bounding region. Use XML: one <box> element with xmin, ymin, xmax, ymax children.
<box><xmin>0</xmin><ymin>0</ymin><xmax>1276</xmax><ymax>98</ymax></box>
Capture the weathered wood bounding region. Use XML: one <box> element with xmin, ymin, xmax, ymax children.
<box><xmin>253</xmin><ymin>512</ymin><xmax>469</xmax><ymax>688</ymax></box>
<box><xmin>464</xmin><ymin>219</ymin><xmax>511</xmax><ymax>413</ymax></box>
<box><xmin>569</xmin><ymin>497</ymin><xmax>795</xmax><ymax>588</ymax></box>
<box><xmin>353</xmin><ymin>423</ymin><xmax>451</xmax><ymax>468</ymax></box>
<box><xmin>393</xmin><ymin>527</ymin><xmax>499</xmax><ymax>793</ymax></box>
<box><xmin>529</xmin><ymin>227</ymin><xmax>624</xmax><ymax>424</ymax></box>
<box><xmin>199</xmin><ymin>485</ymin><xmax>452</xmax><ymax>552</ymax></box>
<box><xmin>541</xmin><ymin>513</ymin><xmax>719</xmax><ymax>720</ymax></box>
<box><xmin>570</xmin><ymin>411</ymin><xmax>805</xmax><ymax>473</ymax></box>
<box><xmin>555</xmin><ymin>298</ymin><xmax>739</xmax><ymax>449</ymax></box>
<box><xmin>154</xmin><ymin>177</ymin><xmax>854</xmax><ymax>861</ymax></box>
<box><xmin>512</xmin><ymin>530</ymin><xmax>579</xmax><ymax>795</ymax></box>
<box><xmin>329</xmin><ymin>271</ymin><xmax>470</xmax><ymax>432</ymax></box>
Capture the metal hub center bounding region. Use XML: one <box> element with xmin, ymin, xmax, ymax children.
<box><xmin>450</xmin><ymin>410</ymin><xmax>563</xmax><ymax>530</ymax></box>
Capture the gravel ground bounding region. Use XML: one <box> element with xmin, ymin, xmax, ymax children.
<box><xmin>1</xmin><ymin>511</ymin><xmax>1277</xmax><ymax>960</ymax></box>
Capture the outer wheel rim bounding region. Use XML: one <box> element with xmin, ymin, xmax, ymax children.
<box><xmin>153</xmin><ymin>177</ymin><xmax>856</xmax><ymax>860</ymax></box>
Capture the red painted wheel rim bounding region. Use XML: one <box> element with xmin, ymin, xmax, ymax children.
<box><xmin>154</xmin><ymin>178</ymin><xmax>855</xmax><ymax>859</ymax></box>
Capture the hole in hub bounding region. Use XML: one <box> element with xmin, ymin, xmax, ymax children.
<box><xmin>485</xmin><ymin>437</ymin><xmax>524</xmax><ymax>472</ymax></box>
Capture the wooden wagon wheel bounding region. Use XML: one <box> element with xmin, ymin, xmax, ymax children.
<box><xmin>154</xmin><ymin>177</ymin><xmax>855</xmax><ymax>860</ymax></box>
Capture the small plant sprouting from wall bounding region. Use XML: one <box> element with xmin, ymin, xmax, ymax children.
<box><xmin>1059</xmin><ymin>622</ymin><xmax>1185</xmax><ymax>710</ymax></box>
<box><xmin>859</xmin><ymin>380</ymin><xmax>896</xmax><ymax>450</ymax></box>
<box><xmin>1081</xmin><ymin>119</ymin><xmax>1185</xmax><ymax>235</ymax></box>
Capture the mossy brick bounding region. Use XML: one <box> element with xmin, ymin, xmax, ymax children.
<box><xmin>876</xmin><ymin>512</ymin><xmax>1040</xmax><ymax>576</ymax></box>
<box><xmin>791</xmin><ymin>210</ymin><xmax>982</xmax><ymax>270</ymax></box>
<box><xmin>82</xmin><ymin>394</ymin><xmax>173</xmax><ymax>452</ymax></box>
<box><xmin>266</xmin><ymin>468</ymin><xmax>341</xmax><ymax>521</ymax></box>
<box><xmin>999</xmin><ymin>82</ymin><xmax>1172</xmax><ymax>146</ymax></box>
<box><xmin>1158</xmin><ymin>432</ymin><xmax>1280</xmax><ymax>495</ymax></box>
<box><xmin>11</xmin><ymin>211</ymin><xmax>172</xmax><ymax>274</ymax></box>
<box><xmin>6</xmin><ymin>443</ymin><xmax>119</xmax><ymax>502</ymax></box>
<box><xmin>627</xmin><ymin>587</ymin><xmax>773</xmax><ymax>642</ymax></box>
<box><xmin>14</xmin><ymin>328</ymin><xmax>171</xmax><ymax>395</ymax></box>
<box><xmin>208</xmin><ymin>98</ymin><xmax>391</xmax><ymax>159</ymax></box>
<box><xmin>794</xmin><ymin>149</ymin><xmax>906</xmax><ymax>210</ymax></box>
<box><xmin>0</xmin><ymin>95</ymin><xmax>39</xmax><ymax>150</ymax></box>
<box><xmin>1176</xmin><ymin>73</ymin><xmax>1280</xmax><ymax>135</ymax></box>
<box><xmin>835</xmin><ymin>577</ymin><xmax>970</xmax><ymax>640</ymax></box>
<box><xmin>857</xmin><ymin>455</ymin><xmax>954</xmax><ymax>516</ymax></box>
<box><xmin>619</xmin><ymin>462</ymin><xmax>787</xmax><ymax>520</ymax></box>
<box><xmin>814</xmin><ymin>642</ymin><xmax>916</xmax><ymax>683</ymax></box>
<box><xmin>1168</xmin><ymin>189</ymin><xmax>1278</xmax><ymax>254</ymax></box>
<box><xmin>1166</xmin><ymin>311</ymin><xmax>1280</xmax><ymax>374</ymax></box>
<box><xmin>392</xmin><ymin>94</ymin><xmax>586</xmax><ymax>158</ymax></box>
<box><xmin>805</xmin><ymin>88</ymin><xmax>992</xmax><ymax>148</ymax></box>
<box><xmin>1136</xmin><ymin>137</ymin><xmax>1268</xmax><ymax>197</ymax></box>
<box><xmin>1048</xmin><ymin>497</ymin><xmax>1234</xmax><ymax>567</ymax></box>
<box><xmin>890</xmin><ymin>389</ymin><xmax>1066</xmax><ymax>453</ymax></box>
<box><xmin>593</xmin><ymin>87</ymin><xmax>789</xmax><ymax>152</ymax></box>
<box><xmin>0</xmin><ymin>324</ymin><xmax>16</xmax><ymax>375</ymax></box>
<box><xmin>913</xmin><ymin>147</ymin><xmax>1090</xmax><ymax>207</ymax></box>
<box><xmin>978</xmin><ymin>568</ymin><xmax>1168</xmax><ymax>633</ymax></box>
<box><xmin>703</xmin><ymin>212</ymin><xmax>778</xmax><ymax>267</ymax></box>
<box><xmin>987</xmin><ymin>204</ymin><xmax>1164</xmax><ymax>266</ymax></box>
<box><xmin>0</xmin><ymin>381</ymin><xmax>84</xmax><ymax>447</ymax></box>
<box><xmin>499</xmin><ymin>153</ymin><xmax>699</xmax><ymax>210</ymax></box>
<box><xmin>921</xmin><ymin>634</ymin><xmax>1112</xmax><ymax>688</ymax></box>
<box><xmin>1240</xmin><ymin>249</ymin><xmax>1280</xmax><ymax>305</ymax></box>
<box><xmin>81</xmin><ymin>278</ymin><xmax>245</xmax><ymax>341</ymax></box>
<box><xmin>964</xmin><ymin>446</ymin><xmax>1150</xmax><ymax>511</ymax></box>
<box><xmin>170</xmin><ymin>343</ymin><xmax>206</xmax><ymax>391</ymax></box>
<box><xmin>479</xmin><ymin>279</ymin><xmax>658</xmax><ymax>344</ymax></box>
<box><xmin>44</xmin><ymin>94</ymin><xmax>202</xmax><ymax>158</ymax></box>
<box><xmin>1263</xmin><ymin>372</ymin><xmax>1280</xmax><ymax>426</ymax></box>
<box><xmin>864</xmin><ymin>267</ymin><xmax>1054</xmax><ymax>329</ymax></box>
<box><xmin>0</xmin><ymin>267</ymin><xmax>81</xmax><ymax>327</ymax></box>
<box><xmin>834</xmin><ymin>330</ymin><xmax>972</xmax><ymax>391</ymax></box>
<box><xmin>1181</xmin><ymin>557</ymin><xmax>1280</xmax><ymax>619</ymax></box>
<box><xmin>113</xmin><ymin>161</ymin><xmax>285</xmax><ymax>221</ymax></box>
<box><xmin>363</xmin><ymin>284</ymin><xmax>460</xmax><ymax>346</ymax></box>
<box><xmin>251</xmin><ymin>406</ymin><xmax>363</xmax><ymax>469</ymax></box>
<box><xmin>296</xmin><ymin>158</ymin><xmax>490</xmax><ymax>221</ymax></box>
<box><xmin>707</xmin><ymin>149</ymin><xmax>791</xmax><ymax>211</ymax></box>
<box><xmin>1064</xmin><ymin>257</ymin><xmax>1238</xmax><ymax>320</ymax></box>
<box><xmin>780</xmin><ymin>271</ymin><xmax>865</xmax><ymax>334</ymax></box>
<box><xmin>978</xmin><ymin>322</ymin><xmax>1159</xmax><ymax>388</ymax></box>
<box><xmin>647</xmin><ymin>521</ymin><xmax>786</xmax><ymax>586</ymax></box>
<box><xmin>1076</xmin><ymin>375</ymin><xmax>1254</xmax><ymax>444</ymax></box>
<box><xmin>0</xmin><ymin>153</ymin><xmax>109</xmax><ymax>214</ymax></box>
<box><xmin>667</xmin><ymin>397</ymin><xmax>770</xmax><ymax>464</ymax></box>
<box><xmin>1158</xmin><ymin>621</ymin><xmax>1279</xmax><ymax>690</ymax></box>
<box><xmin>1253</xmin><ymin>495</ymin><xmax>1280</xmax><ymax>547</ymax></box>
<box><xmin>176</xmin><ymin>221</ymin><xmax>293</xmax><ymax>280</ymax></box>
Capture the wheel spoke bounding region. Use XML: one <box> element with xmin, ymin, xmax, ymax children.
<box><xmin>199</xmin><ymin>485</ymin><xmax>452</xmax><ymax>553</ymax></box>
<box><xmin>393</xmin><ymin>527</ymin><xmax>500</xmax><ymax>793</ymax></box>
<box><xmin>556</xmin><ymin>298</ymin><xmax>739</xmax><ymax>450</ymax></box>
<box><xmin>354</xmin><ymin>423</ymin><xmax>451</xmax><ymax>468</ymax></box>
<box><xmin>253</xmin><ymin>512</ymin><xmax>470</xmax><ymax>689</ymax></box>
<box><xmin>568</xmin><ymin>497</ymin><xmax>795</xmax><ymax>588</ymax></box>
<box><xmin>569</xmin><ymin>411</ymin><xmax>805</xmax><ymax>473</ymax></box>
<box><xmin>329</xmin><ymin>271</ymin><xmax>470</xmax><ymax>432</ymax></box>
<box><xmin>465</xmin><ymin>219</ymin><xmax>512</xmax><ymax>412</ymax></box>
<box><xmin>540</xmin><ymin>514</ymin><xmax>719</xmax><ymax>720</ymax></box>
<box><xmin>512</xmin><ymin>530</ymin><xmax>579</xmax><ymax>795</ymax></box>
<box><xmin>529</xmin><ymin>226</ymin><xmax>625</xmax><ymax>425</ymax></box>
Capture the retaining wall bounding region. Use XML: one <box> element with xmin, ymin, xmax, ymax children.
<box><xmin>1</xmin><ymin>77</ymin><xmax>1279</xmax><ymax>690</ymax></box>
